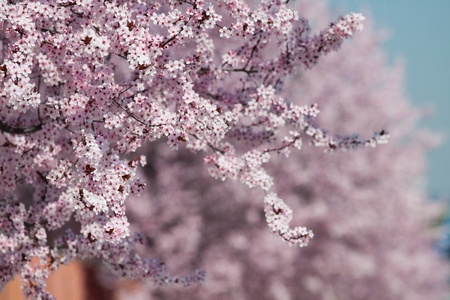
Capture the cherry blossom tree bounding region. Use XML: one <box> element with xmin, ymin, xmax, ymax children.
<box><xmin>0</xmin><ymin>0</ymin><xmax>394</xmax><ymax>298</ymax></box>
<box><xmin>107</xmin><ymin>1</ymin><xmax>447</xmax><ymax>299</ymax></box>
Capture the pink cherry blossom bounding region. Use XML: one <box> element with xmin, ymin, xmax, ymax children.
<box><xmin>0</xmin><ymin>0</ymin><xmax>405</xmax><ymax>298</ymax></box>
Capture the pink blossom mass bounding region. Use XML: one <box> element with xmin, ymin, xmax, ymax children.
<box><xmin>0</xmin><ymin>0</ymin><xmax>445</xmax><ymax>299</ymax></box>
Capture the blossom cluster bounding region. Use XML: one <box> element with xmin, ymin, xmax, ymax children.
<box><xmin>264</xmin><ymin>193</ymin><xmax>313</xmax><ymax>247</ymax></box>
<box><xmin>0</xmin><ymin>0</ymin><xmax>387</xmax><ymax>298</ymax></box>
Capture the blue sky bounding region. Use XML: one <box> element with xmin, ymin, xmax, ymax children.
<box><xmin>327</xmin><ymin>0</ymin><xmax>450</xmax><ymax>197</ymax></box>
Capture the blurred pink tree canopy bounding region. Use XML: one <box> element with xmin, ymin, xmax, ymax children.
<box><xmin>0</xmin><ymin>0</ymin><xmax>446</xmax><ymax>299</ymax></box>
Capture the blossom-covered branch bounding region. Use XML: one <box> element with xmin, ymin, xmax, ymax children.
<box><xmin>0</xmin><ymin>0</ymin><xmax>389</xmax><ymax>298</ymax></box>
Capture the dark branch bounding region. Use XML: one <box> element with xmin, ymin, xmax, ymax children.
<box><xmin>0</xmin><ymin>121</ymin><xmax>42</xmax><ymax>134</ymax></box>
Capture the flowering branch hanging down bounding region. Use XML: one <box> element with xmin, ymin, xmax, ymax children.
<box><xmin>0</xmin><ymin>0</ymin><xmax>388</xmax><ymax>298</ymax></box>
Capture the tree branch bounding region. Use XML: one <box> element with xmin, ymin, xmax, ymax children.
<box><xmin>0</xmin><ymin>121</ymin><xmax>42</xmax><ymax>134</ymax></box>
